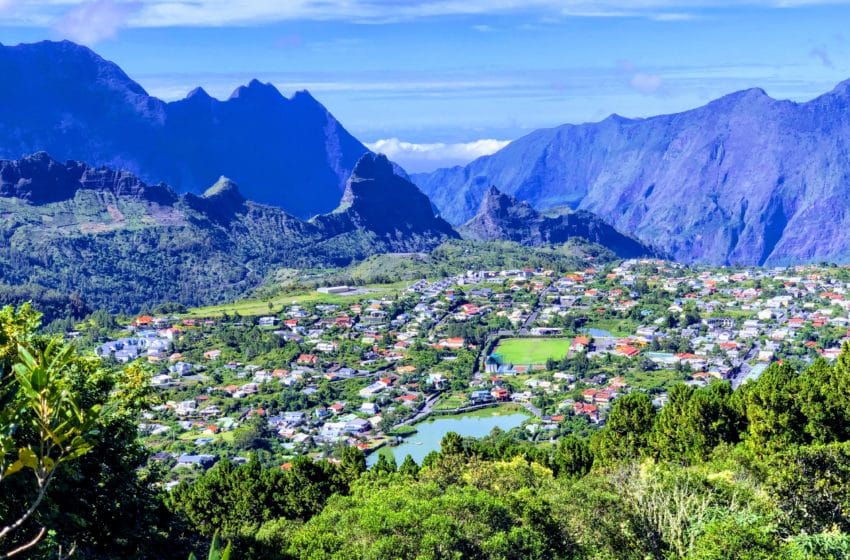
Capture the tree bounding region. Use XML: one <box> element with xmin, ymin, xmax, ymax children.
<box><xmin>232</xmin><ymin>416</ymin><xmax>272</xmax><ymax>451</ymax></box>
<box><xmin>551</xmin><ymin>436</ymin><xmax>593</xmax><ymax>478</ymax></box>
<box><xmin>593</xmin><ymin>393</ymin><xmax>656</xmax><ymax>464</ymax></box>
<box><xmin>0</xmin><ymin>305</ymin><xmax>101</xmax><ymax>558</ymax></box>
<box><xmin>740</xmin><ymin>362</ymin><xmax>806</xmax><ymax>454</ymax></box>
<box><xmin>371</xmin><ymin>453</ymin><xmax>398</xmax><ymax>476</ymax></box>
<box><xmin>337</xmin><ymin>446</ymin><xmax>367</xmax><ymax>487</ymax></box>
<box><xmin>398</xmin><ymin>455</ymin><xmax>420</xmax><ymax>478</ymax></box>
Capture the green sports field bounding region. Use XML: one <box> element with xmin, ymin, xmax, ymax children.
<box><xmin>493</xmin><ymin>337</ymin><xmax>571</xmax><ymax>365</ymax></box>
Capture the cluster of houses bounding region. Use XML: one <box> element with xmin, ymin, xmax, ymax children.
<box><xmin>85</xmin><ymin>260</ymin><xmax>850</xmax><ymax>482</ymax></box>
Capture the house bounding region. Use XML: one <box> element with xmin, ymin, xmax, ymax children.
<box><xmin>204</xmin><ymin>349</ymin><xmax>222</xmax><ymax>360</ymax></box>
<box><xmin>491</xmin><ymin>387</ymin><xmax>510</xmax><ymax>401</ymax></box>
<box><xmin>175</xmin><ymin>454</ymin><xmax>217</xmax><ymax>469</ymax></box>
<box><xmin>470</xmin><ymin>390</ymin><xmax>494</xmax><ymax>404</ymax></box>
<box><xmin>573</xmin><ymin>402</ymin><xmax>600</xmax><ymax>423</ymax></box>
<box><xmin>361</xmin><ymin>402</ymin><xmax>380</xmax><ymax>415</ymax></box>
<box><xmin>175</xmin><ymin>400</ymin><xmax>197</xmax><ymax>416</ymax></box>
<box><xmin>258</xmin><ymin>316</ymin><xmax>279</xmax><ymax>327</ymax></box>
<box><xmin>297</xmin><ymin>354</ymin><xmax>319</xmax><ymax>366</ymax></box>
<box><xmin>344</xmin><ymin>418</ymin><xmax>371</xmax><ymax>434</ymax></box>
<box><xmin>437</xmin><ymin>337</ymin><xmax>465</xmax><ymax>349</ymax></box>
<box><xmin>359</xmin><ymin>381</ymin><xmax>386</xmax><ymax>398</ymax></box>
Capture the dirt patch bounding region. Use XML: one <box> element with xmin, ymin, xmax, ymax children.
<box><xmin>106</xmin><ymin>204</ymin><xmax>125</xmax><ymax>223</ymax></box>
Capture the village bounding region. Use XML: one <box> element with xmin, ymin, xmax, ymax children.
<box><xmin>89</xmin><ymin>259</ymin><xmax>850</xmax><ymax>484</ymax></box>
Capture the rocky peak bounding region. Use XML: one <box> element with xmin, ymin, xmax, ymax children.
<box><xmin>478</xmin><ymin>185</ymin><xmax>537</xmax><ymax>220</ymax></box>
<box><xmin>228</xmin><ymin>79</ymin><xmax>286</xmax><ymax>103</ymax></box>
<box><xmin>461</xmin><ymin>184</ymin><xmax>654</xmax><ymax>258</ymax></box>
<box><xmin>315</xmin><ymin>152</ymin><xmax>458</xmax><ymax>241</ymax></box>
<box><xmin>203</xmin><ymin>176</ymin><xmax>245</xmax><ymax>204</ymax></box>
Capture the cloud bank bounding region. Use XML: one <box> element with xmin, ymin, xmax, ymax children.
<box><xmin>54</xmin><ymin>0</ymin><xmax>137</xmax><ymax>44</ymax></box>
<box><xmin>366</xmin><ymin>138</ymin><xmax>511</xmax><ymax>173</ymax></box>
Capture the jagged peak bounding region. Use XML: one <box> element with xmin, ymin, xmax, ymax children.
<box><xmin>186</xmin><ymin>86</ymin><xmax>212</xmax><ymax>101</ymax></box>
<box><xmin>291</xmin><ymin>89</ymin><xmax>319</xmax><ymax>104</ymax></box>
<box><xmin>228</xmin><ymin>79</ymin><xmax>285</xmax><ymax>102</ymax></box>
<box><xmin>351</xmin><ymin>153</ymin><xmax>394</xmax><ymax>181</ymax></box>
<box><xmin>202</xmin><ymin>176</ymin><xmax>244</xmax><ymax>201</ymax></box>
<box><xmin>484</xmin><ymin>185</ymin><xmax>503</xmax><ymax>198</ymax></box>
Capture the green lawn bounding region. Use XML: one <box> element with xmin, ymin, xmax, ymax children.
<box><xmin>493</xmin><ymin>337</ymin><xmax>571</xmax><ymax>365</ymax></box>
<box><xmin>184</xmin><ymin>281</ymin><xmax>409</xmax><ymax>318</ymax></box>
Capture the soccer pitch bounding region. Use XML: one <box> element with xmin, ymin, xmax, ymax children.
<box><xmin>493</xmin><ymin>338</ymin><xmax>571</xmax><ymax>365</ymax></box>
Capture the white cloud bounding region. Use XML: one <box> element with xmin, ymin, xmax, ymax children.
<box><xmin>630</xmin><ymin>72</ymin><xmax>663</xmax><ymax>93</ymax></box>
<box><xmin>5</xmin><ymin>0</ymin><xmax>850</xmax><ymax>28</ymax></box>
<box><xmin>366</xmin><ymin>138</ymin><xmax>511</xmax><ymax>173</ymax></box>
<box><xmin>54</xmin><ymin>0</ymin><xmax>136</xmax><ymax>45</ymax></box>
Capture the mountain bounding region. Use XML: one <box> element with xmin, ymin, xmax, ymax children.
<box><xmin>0</xmin><ymin>40</ymin><xmax>370</xmax><ymax>218</ymax></box>
<box><xmin>459</xmin><ymin>186</ymin><xmax>655</xmax><ymax>258</ymax></box>
<box><xmin>0</xmin><ymin>152</ymin><xmax>456</xmax><ymax>313</ymax></box>
<box><xmin>413</xmin><ymin>81</ymin><xmax>850</xmax><ymax>266</ymax></box>
<box><xmin>312</xmin><ymin>154</ymin><xmax>459</xmax><ymax>250</ymax></box>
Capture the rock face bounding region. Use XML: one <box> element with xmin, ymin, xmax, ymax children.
<box><xmin>414</xmin><ymin>81</ymin><xmax>850</xmax><ymax>265</ymax></box>
<box><xmin>313</xmin><ymin>153</ymin><xmax>459</xmax><ymax>250</ymax></box>
<box><xmin>0</xmin><ymin>40</ymin><xmax>370</xmax><ymax>218</ymax></box>
<box><xmin>460</xmin><ymin>186</ymin><xmax>655</xmax><ymax>258</ymax></box>
<box><xmin>0</xmin><ymin>152</ymin><xmax>176</xmax><ymax>204</ymax></box>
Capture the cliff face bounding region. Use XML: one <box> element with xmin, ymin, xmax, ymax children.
<box><xmin>415</xmin><ymin>81</ymin><xmax>850</xmax><ymax>265</ymax></box>
<box><xmin>460</xmin><ymin>186</ymin><xmax>655</xmax><ymax>258</ymax></box>
<box><xmin>312</xmin><ymin>153</ymin><xmax>459</xmax><ymax>251</ymax></box>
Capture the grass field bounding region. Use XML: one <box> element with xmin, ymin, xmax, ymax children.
<box><xmin>184</xmin><ymin>281</ymin><xmax>409</xmax><ymax>318</ymax></box>
<box><xmin>493</xmin><ymin>337</ymin><xmax>571</xmax><ymax>365</ymax></box>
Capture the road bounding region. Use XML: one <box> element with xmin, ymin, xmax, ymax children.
<box><xmin>730</xmin><ymin>341</ymin><xmax>761</xmax><ymax>389</ymax></box>
<box><xmin>393</xmin><ymin>392</ymin><xmax>442</xmax><ymax>429</ymax></box>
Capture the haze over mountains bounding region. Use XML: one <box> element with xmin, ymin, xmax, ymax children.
<box><xmin>0</xmin><ymin>40</ymin><xmax>369</xmax><ymax>218</ymax></box>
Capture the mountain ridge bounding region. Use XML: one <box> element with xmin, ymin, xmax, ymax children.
<box><xmin>0</xmin><ymin>40</ymin><xmax>370</xmax><ymax>218</ymax></box>
<box><xmin>413</xmin><ymin>78</ymin><xmax>850</xmax><ymax>266</ymax></box>
<box><xmin>460</xmin><ymin>186</ymin><xmax>656</xmax><ymax>259</ymax></box>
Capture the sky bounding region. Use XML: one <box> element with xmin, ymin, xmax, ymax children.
<box><xmin>1</xmin><ymin>1</ymin><xmax>850</xmax><ymax>172</ymax></box>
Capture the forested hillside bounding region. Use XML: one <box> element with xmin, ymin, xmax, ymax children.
<box><xmin>0</xmin><ymin>153</ymin><xmax>457</xmax><ymax>316</ymax></box>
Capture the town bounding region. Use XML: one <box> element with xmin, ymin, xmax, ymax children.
<box><xmin>90</xmin><ymin>259</ymin><xmax>850</xmax><ymax>484</ymax></box>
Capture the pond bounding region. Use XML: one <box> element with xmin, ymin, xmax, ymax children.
<box><xmin>582</xmin><ymin>327</ymin><xmax>614</xmax><ymax>338</ymax></box>
<box><xmin>367</xmin><ymin>409</ymin><xmax>530</xmax><ymax>466</ymax></box>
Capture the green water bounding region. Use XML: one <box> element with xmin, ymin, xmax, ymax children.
<box><xmin>367</xmin><ymin>410</ymin><xmax>529</xmax><ymax>466</ymax></box>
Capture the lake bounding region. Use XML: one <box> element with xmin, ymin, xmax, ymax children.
<box><xmin>367</xmin><ymin>409</ymin><xmax>530</xmax><ymax>466</ymax></box>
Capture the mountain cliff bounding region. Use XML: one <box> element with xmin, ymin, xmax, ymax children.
<box><xmin>0</xmin><ymin>40</ymin><xmax>370</xmax><ymax>218</ymax></box>
<box><xmin>0</xmin><ymin>153</ymin><xmax>456</xmax><ymax>311</ymax></box>
<box><xmin>312</xmin><ymin>154</ymin><xmax>459</xmax><ymax>251</ymax></box>
<box><xmin>414</xmin><ymin>81</ymin><xmax>850</xmax><ymax>265</ymax></box>
<box><xmin>459</xmin><ymin>186</ymin><xmax>655</xmax><ymax>258</ymax></box>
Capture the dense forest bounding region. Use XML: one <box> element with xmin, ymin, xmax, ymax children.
<box><xmin>4</xmin><ymin>304</ymin><xmax>850</xmax><ymax>559</ymax></box>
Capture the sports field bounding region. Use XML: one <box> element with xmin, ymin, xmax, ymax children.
<box><xmin>493</xmin><ymin>337</ymin><xmax>571</xmax><ymax>365</ymax></box>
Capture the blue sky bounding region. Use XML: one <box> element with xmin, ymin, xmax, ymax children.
<box><xmin>2</xmin><ymin>1</ymin><xmax>850</xmax><ymax>171</ymax></box>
